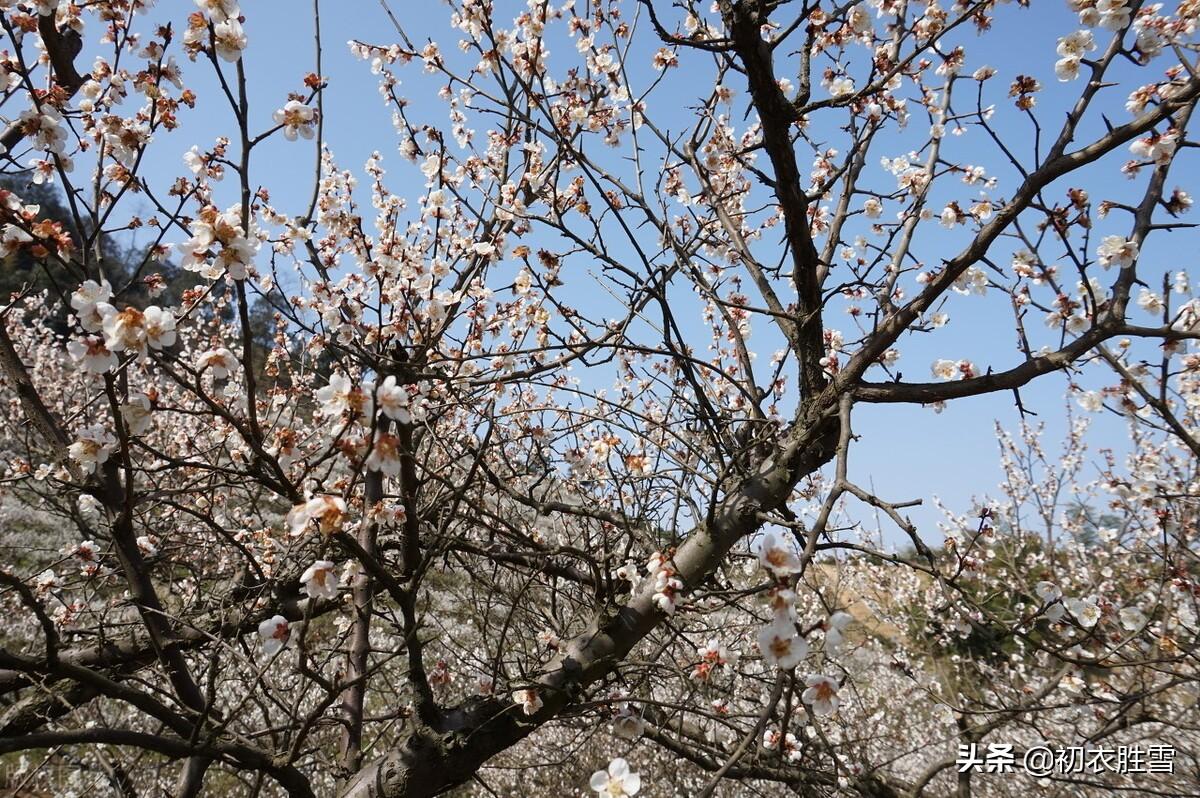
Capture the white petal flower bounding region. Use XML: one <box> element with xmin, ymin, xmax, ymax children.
<box><xmin>1065</xmin><ymin>597</ymin><xmax>1101</xmax><ymax>627</ymax></box>
<box><xmin>70</xmin><ymin>280</ymin><xmax>113</xmax><ymax>331</ymax></box>
<box><xmin>1035</xmin><ymin>581</ymin><xmax>1062</xmax><ymax>603</ymax></box>
<box><xmin>120</xmin><ymin>392</ymin><xmax>154</xmax><ymax>436</ymax></box>
<box><xmin>365</xmin><ymin>433</ymin><xmax>402</xmax><ymax>477</ymax></box>
<box><xmin>753</xmin><ymin>530</ymin><xmax>803</xmax><ymax>577</ymax></box>
<box><xmin>197</xmin><ymin>347</ymin><xmax>239</xmax><ymax>379</ymax></box>
<box><xmin>258</xmin><ymin>615</ymin><xmax>290</xmax><ymax>655</ymax></box>
<box><xmin>1055</xmin><ymin>55</ymin><xmax>1081</xmax><ymax>81</ymax></box>
<box><xmin>68</xmin><ymin>426</ymin><xmax>116</xmax><ymax>474</ymax></box>
<box><xmin>1096</xmin><ymin>236</ymin><xmax>1138</xmax><ymax>270</ymax></box>
<box><xmin>66</xmin><ymin>335</ymin><xmax>118</xmax><ymax>374</ymax></box>
<box><xmin>377</xmin><ymin>375</ymin><xmax>422</xmax><ymax>424</ymax></box>
<box><xmin>801</xmin><ymin>674</ymin><xmax>841</xmax><ymax>717</ymax></box>
<box><xmin>758</xmin><ymin>618</ymin><xmax>808</xmax><ymax>670</ymax></box>
<box><xmin>316</xmin><ymin>373</ymin><xmax>374</xmax><ymax>420</ymax></box>
<box><xmin>196</xmin><ymin>0</ymin><xmax>240</xmax><ymax>22</ymax></box>
<box><xmin>213</xmin><ymin>19</ymin><xmax>247</xmax><ymax>62</ymax></box>
<box><xmin>1119</xmin><ymin>607</ymin><xmax>1146</xmax><ymax>631</ymax></box>
<box><xmin>512</xmin><ymin>688</ymin><xmax>542</xmax><ymax>716</ymax></box>
<box><xmin>824</xmin><ymin>611</ymin><xmax>853</xmax><ymax>655</ymax></box>
<box><xmin>300</xmin><ymin>560</ymin><xmax>340</xmax><ymax>600</ymax></box>
<box><xmin>589</xmin><ymin>757</ymin><xmax>641</xmax><ymax>796</ymax></box>
<box><xmin>287</xmin><ymin>495</ymin><xmax>348</xmax><ymax>536</ymax></box>
<box><xmin>273</xmin><ymin>100</ymin><xmax>316</xmax><ymax>141</ymax></box>
<box><xmin>1137</xmin><ymin>289</ymin><xmax>1164</xmax><ymax>315</ymax></box>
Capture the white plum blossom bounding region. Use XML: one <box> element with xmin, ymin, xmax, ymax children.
<box><xmin>1065</xmin><ymin>597</ymin><xmax>1102</xmax><ymax>627</ymax></box>
<box><xmin>0</xmin><ymin>223</ymin><xmax>33</xmax><ymax>257</ymax></box>
<box><xmin>692</xmin><ymin>638</ymin><xmax>738</xmax><ymax>681</ymax></box>
<box><xmin>70</xmin><ymin>280</ymin><xmax>113</xmax><ymax>332</ymax></box>
<box><xmin>589</xmin><ymin>758</ymin><xmax>641</xmax><ymax>796</ymax></box>
<box><xmin>19</xmin><ymin>106</ymin><xmax>67</xmax><ymax>154</ymax></box>
<box><xmin>758</xmin><ymin>618</ymin><xmax>808</xmax><ymax>669</ymax></box>
<box><xmin>0</xmin><ymin>4</ymin><xmax>1196</xmax><ymax>792</ymax></box>
<box><xmin>66</xmin><ymin>335</ymin><xmax>118</xmax><ymax>374</ymax></box>
<box><xmin>802</xmin><ymin>674</ymin><xmax>841</xmax><ymax>717</ymax></box>
<box><xmin>824</xmin><ymin>611</ymin><xmax>854</xmax><ymax>655</ymax></box>
<box><xmin>136</xmin><ymin>535</ymin><xmax>159</xmax><ymax>557</ymax></box>
<box><xmin>120</xmin><ymin>392</ymin><xmax>154</xmax><ymax>436</ymax></box>
<box><xmin>101</xmin><ymin>305</ymin><xmax>177</xmax><ymax>356</ymax></box>
<box><xmin>762</xmin><ymin>728</ymin><xmax>803</xmax><ymax>762</ymax></box>
<box><xmin>69</xmin><ymin>426</ymin><xmax>116</xmax><ymax>474</ymax></box>
<box><xmin>753</xmin><ymin>530</ymin><xmax>803</xmax><ymax>577</ymax></box>
<box><xmin>1096</xmin><ymin>0</ymin><xmax>1132</xmax><ymax>30</ymax></box>
<box><xmin>196</xmin><ymin>0</ymin><xmax>240</xmax><ymax>22</ymax></box>
<box><xmin>196</xmin><ymin>347</ymin><xmax>239</xmax><ymax>379</ymax></box>
<box><xmin>213</xmin><ymin>19</ymin><xmax>247</xmax><ymax>62</ymax></box>
<box><xmin>273</xmin><ymin>100</ymin><xmax>317</xmax><ymax>141</ymax></box>
<box><xmin>300</xmin><ymin>560</ymin><xmax>340</xmax><ymax>600</ymax></box>
<box><xmin>1130</xmin><ymin>131</ymin><xmax>1178</xmax><ymax>165</ymax></box>
<box><xmin>512</xmin><ymin>688</ymin><xmax>542</xmax><ymax>716</ymax></box>
<box><xmin>287</xmin><ymin>495</ymin><xmax>348</xmax><ymax>535</ymax></box>
<box><xmin>258</xmin><ymin>615</ymin><xmax>290</xmax><ymax>656</ymax></box>
<box><xmin>1096</xmin><ymin>235</ymin><xmax>1139</xmax><ymax>269</ymax></box>
<box><xmin>1035</xmin><ymin>581</ymin><xmax>1062</xmax><ymax>603</ymax></box>
<box><xmin>1137</xmin><ymin>289</ymin><xmax>1165</xmax><ymax>315</ymax></box>
<box><xmin>1119</xmin><ymin>606</ymin><xmax>1147</xmax><ymax>631</ymax></box>
<box><xmin>35</xmin><ymin>569</ymin><xmax>61</xmax><ymax>595</ymax></box>
<box><xmin>828</xmin><ymin>76</ymin><xmax>855</xmax><ymax>97</ymax></box>
<box><xmin>1055</xmin><ymin>56</ymin><xmax>1082</xmax><ymax>81</ymax></box>
<box><xmin>615</xmin><ymin>561</ymin><xmax>639</xmax><ymax>583</ymax></box>
<box><xmin>649</xmin><ymin>551</ymin><xmax>684</xmax><ymax>615</ymax></box>
<box><xmin>75</xmin><ymin>540</ymin><xmax>100</xmax><ymax>573</ymax></box>
<box><xmin>179</xmin><ymin>205</ymin><xmax>259</xmax><ymax>281</ymax></box>
<box><xmin>376</xmin><ymin>376</ymin><xmax>429</xmax><ymax>425</ymax></box>
<box><xmin>99</xmin><ymin>307</ymin><xmax>140</xmax><ymax>354</ymax></box>
<box><xmin>1055</xmin><ymin>30</ymin><xmax>1095</xmax><ymax>81</ymax></box>
<box><xmin>143</xmin><ymin>307</ymin><xmax>178</xmax><ymax>350</ymax></box>
<box><xmin>847</xmin><ymin>4</ymin><xmax>873</xmax><ymax>34</ymax></box>
<box><xmin>316</xmin><ymin>373</ymin><xmax>374</xmax><ymax>420</ymax></box>
<box><xmin>612</xmin><ymin>705</ymin><xmax>645</xmax><ymax>740</ymax></box>
<box><xmin>932</xmin><ymin>359</ymin><xmax>975</xmax><ymax>380</ymax></box>
<box><xmin>183</xmin><ymin>146</ymin><xmax>206</xmax><ymax>175</ymax></box>
<box><xmin>365</xmin><ymin>433</ymin><xmax>402</xmax><ymax>476</ymax></box>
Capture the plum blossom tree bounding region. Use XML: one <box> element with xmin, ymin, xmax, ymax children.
<box><xmin>0</xmin><ymin>0</ymin><xmax>1197</xmax><ymax>796</ymax></box>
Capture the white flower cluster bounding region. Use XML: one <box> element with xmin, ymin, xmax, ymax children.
<box><xmin>648</xmin><ymin>551</ymin><xmax>683</xmax><ymax>615</ymax></box>
<box><xmin>753</xmin><ymin>531</ymin><xmax>808</xmax><ymax>669</ymax></box>
<box><xmin>66</xmin><ymin>280</ymin><xmax>177</xmax><ymax>375</ymax></box>
<box><xmin>589</xmin><ymin>758</ymin><xmax>640</xmax><ymax>796</ymax></box>
<box><xmin>1054</xmin><ymin>30</ymin><xmax>1095</xmax><ymax>81</ymax></box>
<box><xmin>273</xmin><ymin>100</ymin><xmax>317</xmax><ymax>141</ymax></box>
<box><xmin>188</xmin><ymin>0</ymin><xmax>247</xmax><ymax>62</ymax></box>
<box><xmin>1096</xmin><ymin>235</ymin><xmax>1139</xmax><ymax>270</ymax></box>
<box><xmin>179</xmin><ymin>204</ymin><xmax>260</xmax><ymax>281</ymax></box>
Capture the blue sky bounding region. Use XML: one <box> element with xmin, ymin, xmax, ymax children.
<box><xmin>106</xmin><ymin>0</ymin><xmax>1185</xmax><ymax>545</ymax></box>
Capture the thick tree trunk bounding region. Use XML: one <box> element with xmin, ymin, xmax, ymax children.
<box><xmin>340</xmin><ymin>416</ymin><xmax>840</xmax><ymax>797</ymax></box>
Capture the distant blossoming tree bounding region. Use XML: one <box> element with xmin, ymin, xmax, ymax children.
<box><xmin>0</xmin><ymin>0</ymin><xmax>1197</xmax><ymax>796</ymax></box>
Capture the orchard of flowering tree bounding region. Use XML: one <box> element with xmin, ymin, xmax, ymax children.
<box><xmin>0</xmin><ymin>0</ymin><xmax>1197</xmax><ymax>795</ymax></box>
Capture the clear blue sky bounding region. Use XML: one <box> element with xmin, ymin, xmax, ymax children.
<box><xmin>111</xmin><ymin>1</ymin><xmax>1181</xmax><ymax>545</ymax></box>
